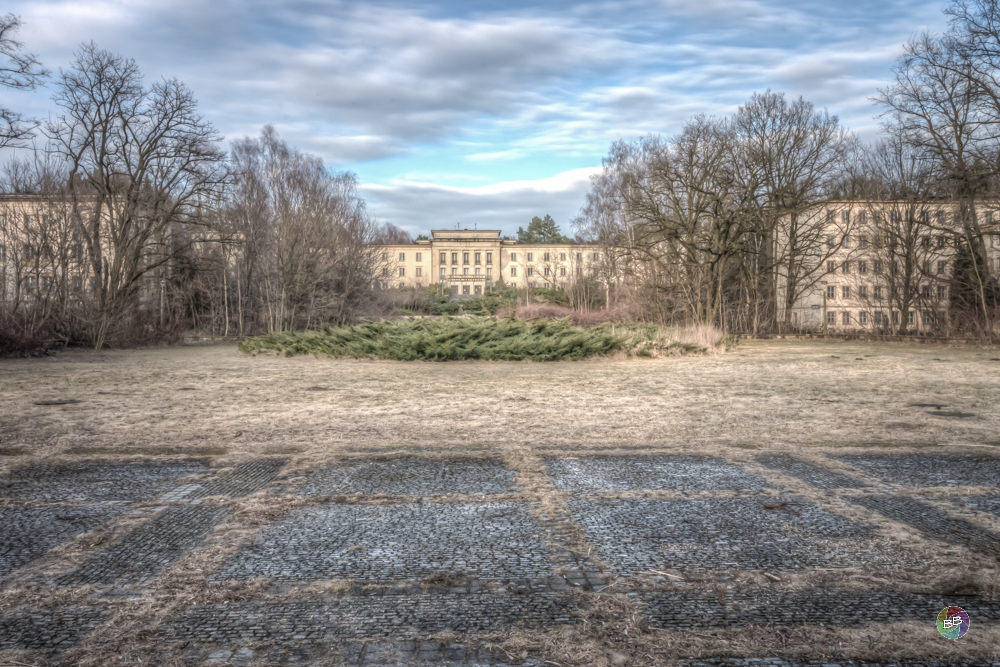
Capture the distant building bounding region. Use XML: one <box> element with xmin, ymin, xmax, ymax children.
<box><xmin>375</xmin><ymin>229</ymin><xmax>601</xmax><ymax>297</ymax></box>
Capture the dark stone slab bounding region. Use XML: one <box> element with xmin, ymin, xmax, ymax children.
<box><xmin>302</xmin><ymin>458</ymin><xmax>516</xmax><ymax>496</ymax></box>
<box><xmin>756</xmin><ymin>455</ymin><xmax>869</xmax><ymax>489</ymax></box>
<box><xmin>0</xmin><ymin>460</ymin><xmax>208</xmax><ymax>502</ymax></box>
<box><xmin>836</xmin><ymin>454</ymin><xmax>1000</xmax><ymax>488</ymax></box>
<box><xmin>544</xmin><ymin>455</ymin><xmax>769</xmax><ymax>492</ymax></box>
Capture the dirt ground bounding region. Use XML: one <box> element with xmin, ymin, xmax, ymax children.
<box><xmin>2</xmin><ymin>340</ymin><xmax>999</xmax><ymax>463</ymax></box>
<box><xmin>1</xmin><ymin>340</ymin><xmax>999</xmax><ymax>666</ymax></box>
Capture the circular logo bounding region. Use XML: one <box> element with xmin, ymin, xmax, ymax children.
<box><xmin>937</xmin><ymin>606</ymin><xmax>971</xmax><ymax>639</ymax></box>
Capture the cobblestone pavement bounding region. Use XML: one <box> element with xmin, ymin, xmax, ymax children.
<box><xmin>678</xmin><ymin>660</ymin><xmax>1000</xmax><ymax>667</ymax></box>
<box><xmin>567</xmin><ymin>497</ymin><xmax>917</xmax><ymax>573</ymax></box>
<box><xmin>638</xmin><ymin>589</ymin><xmax>1000</xmax><ymax>627</ymax></box>
<box><xmin>193</xmin><ymin>458</ymin><xmax>288</xmax><ymax>498</ymax></box>
<box><xmin>756</xmin><ymin>455</ymin><xmax>869</xmax><ymax>489</ymax></box>
<box><xmin>0</xmin><ymin>460</ymin><xmax>209</xmax><ymax>501</ymax></box>
<box><xmin>164</xmin><ymin>592</ymin><xmax>578</xmax><ymax>643</ymax></box>
<box><xmin>2</xmin><ymin>454</ymin><xmax>1000</xmax><ymax>666</ymax></box>
<box><xmin>302</xmin><ymin>458</ymin><xmax>517</xmax><ymax>496</ymax></box>
<box><xmin>849</xmin><ymin>494</ymin><xmax>1000</xmax><ymax>557</ymax></box>
<box><xmin>216</xmin><ymin>502</ymin><xmax>554</xmax><ymax>583</ymax></box>
<box><xmin>835</xmin><ymin>454</ymin><xmax>1000</xmax><ymax>487</ymax></box>
<box><xmin>0</xmin><ymin>504</ymin><xmax>126</xmax><ymax>579</ymax></box>
<box><xmin>544</xmin><ymin>455</ymin><xmax>770</xmax><ymax>492</ymax></box>
<box><xmin>56</xmin><ymin>504</ymin><xmax>230</xmax><ymax>586</ymax></box>
<box><xmin>0</xmin><ymin>606</ymin><xmax>108</xmax><ymax>654</ymax></box>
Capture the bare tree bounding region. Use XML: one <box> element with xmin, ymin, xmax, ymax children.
<box><xmin>0</xmin><ymin>14</ymin><xmax>48</xmax><ymax>150</ymax></box>
<box><xmin>219</xmin><ymin>126</ymin><xmax>379</xmax><ymax>334</ymax></box>
<box><xmin>46</xmin><ymin>43</ymin><xmax>227</xmax><ymax>347</ymax></box>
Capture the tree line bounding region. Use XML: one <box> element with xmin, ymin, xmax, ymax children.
<box><xmin>574</xmin><ymin>0</ymin><xmax>1000</xmax><ymax>337</ymax></box>
<box><xmin>0</xmin><ymin>23</ymin><xmax>388</xmax><ymax>350</ymax></box>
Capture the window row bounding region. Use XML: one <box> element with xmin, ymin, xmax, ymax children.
<box><xmin>826</xmin><ymin>310</ymin><xmax>943</xmax><ymax>326</ymax></box>
<box><xmin>826</xmin><ymin>209</ymin><xmax>997</xmax><ymax>225</ymax></box>
<box><xmin>826</xmin><ymin>259</ymin><xmax>950</xmax><ymax>275</ymax></box>
<box><xmin>825</xmin><ymin>284</ymin><xmax>947</xmax><ymax>300</ymax></box>
<box><xmin>509</xmin><ymin>252</ymin><xmax>599</xmax><ymax>263</ymax></box>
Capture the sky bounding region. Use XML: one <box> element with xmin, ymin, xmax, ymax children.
<box><xmin>4</xmin><ymin>0</ymin><xmax>952</xmax><ymax>238</ymax></box>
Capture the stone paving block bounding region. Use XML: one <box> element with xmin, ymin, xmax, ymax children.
<box><xmin>544</xmin><ymin>455</ymin><xmax>768</xmax><ymax>492</ymax></box>
<box><xmin>216</xmin><ymin>502</ymin><xmax>553</xmax><ymax>583</ymax></box>
<box><xmin>756</xmin><ymin>455</ymin><xmax>869</xmax><ymax>489</ymax></box>
<box><xmin>677</xmin><ymin>660</ymin><xmax>997</xmax><ymax>667</ymax></box>
<box><xmin>0</xmin><ymin>605</ymin><xmax>108</xmax><ymax>653</ymax></box>
<box><xmin>193</xmin><ymin>458</ymin><xmax>287</xmax><ymax>498</ymax></box>
<box><xmin>0</xmin><ymin>460</ymin><xmax>209</xmax><ymax>502</ymax></box>
<box><xmin>850</xmin><ymin>495</ymin><xmax>1000</xmax><ymax>557</ymax></box>
<box><xmin>163</xmin><ymin>592</ymin><xmax>578</xmax><ymax>643</ymax></box>
<box><xmin>301</xmin><ymin>458</ymin><xmax>516</xmax><ymax>496</ymax></box>
<box><xmin>957</xmin><ymin>495</ymin><xmax>1000</xmax><ymax>519</ymax></box>
<box><xmin>639</xmin><ymin>589</ymin><xmax>1000</xmax><ymax>628</ymax></box>
<box><xmin>568</xmin><ymin>497</ymin><xmax>917</xmax><ymax>573</ymax></box>
<box><xmin>835</xmin><ymin>454</ymin><xmax>1000</xmax><ymax>487</ymax></box>
<box><xmin>0</xmin><ymin>504</ymin><xmax>126</xmax><ymax>579</ymax></box>
<box><xmin>57</xmin><ymin>504</ymin><xmax>230</xmax><ymax>586</ymax></box>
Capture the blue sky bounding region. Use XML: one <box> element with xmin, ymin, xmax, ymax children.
<box><xmin>5</xmin><ymin>0</ymin><xmax>951</xmax><ymax>237</ymax></box>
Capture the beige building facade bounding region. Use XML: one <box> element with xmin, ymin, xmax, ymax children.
<box><xmin>376</xmin><ymin>229</ymin><xmax>601</xmax><ymax>297</ymax></box>
<box><xmin>777</xmin><ymin>202</ymin><xmax>1000</xmax><ymax>333</ymax></box>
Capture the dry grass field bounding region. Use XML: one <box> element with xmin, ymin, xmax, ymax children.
<box><xmin>1</xmin><ymin>340</ymin><xmax>999</xmax><ymax>666</ymax></box>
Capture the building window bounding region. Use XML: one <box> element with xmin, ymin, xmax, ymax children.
<box><xmin>544</xmin><ymin>282</ymin><xmax>549</xmax><ymax>288</ymax></box>
<box><xmin>938</xmin><ymin>235</ymin><xmax>947</xmax><ymax>248</ymax></box>
<box><xmin>486</xmin><ymin>252</ymin><xmax>492</xmax><ymax>264</ymax></box>
<box><xmin>924</xmin><ymin>310</ymin><xmax>934</xmax><ymax>324</ymax></box>
<box><xmin>463</xmin><ymin>268</ymin><xmax>469</xmax><ymax>275</ymax></box>
<box><xmin>892</xmin><ymin>311</ymin><xmax>899</xmax><ymax>324</ymax></box>
<box><xmin>874</xmin><ymin>286</ymin><xmax>882</xmax><ymax>299</ymax></box>
<box><xmin>475</xmin><ymin>253</ymin><xmax>481</xmax><ymax>264</ymax></box>
<box><xmin>462</xmin><ymin>285</ymin><xmax>470</xmax><ymax>295</ymax></box>
<box><xmin>511</xmin><ymin>267</ymin><xmax>517</xmax><ymax>277</ymax></box>
<box><xmin>842</xmin><ymin>211</ymin><xmax>849</xmax><ymax>224</ymax></box>
<box><xmin>827</xmin><ymin>311</ymin><xmax>835</xmax><ymax>325</ymax></box>
<box><xmin>858</xmin><ymin>211</ymin><xmax>867</xmax><ymax>224</ymax></box>
<box><xmin>399</xmin><ymin>252</ymin><xmax>405</xmax><ymax>262</ymax></box>
<box><xmin>858</xmin><ymin>261</ymin><xmax>867</xmax><ymax>274</ymax></box>
<box><xmin>527</xmin><ymin>268</ymin><xmax>533</xmax><ymax>276</ymax></box>
<box><xmin>874</xmin><ymin>311</ymin><xmax>883</xmax><ymax>325</ymax></box>
<box><xmin>560</xmin><ymin>267</ymin><xmax>566</xmax><ymax>276</ymax></box>
<box><xmin>415</xmin><ymin>267</ymin><xmax>422</xmax><ymax>277</ymax></box>
<box><xmin>25</xmin><ymin>215</ymin><xmax>34</xmax><ymax>230</ymax></box>
<box><xmin>381</xmin><ymin>268</ymin><xmax>388</xmax><ymax>276</ymax></box>
<box><xmin>859</xmin><ymin>234</ymin><xmax>868</xmax><ymax>248</ymax></box>
<box><xmin>937</xmin><ymin>285</ymin><xmax>946</xmax><ymax>299</ymax></box>
<box><xmin>937</xmin><ymin>260</ymin><xmax>947</xmax><ymax>274</ymax></box>
<box><xmin>859</xmin><ymin>286</ymin><xmax>868</xmax><ymax>298</ymax></box>
<box><xmin>463</xmin><ymin>252</ymin><xmax>469</xmax><ymax>265</ymax></box>
<box><xmin>827</xmin><ymin>211</ymin><xmax>835</xmax><ymax>224</ymax></box>
<box><xmin>72</xmin><ymin>275</ymin><xmax>82</xmax><ymax>291</ymax></box>
<box><xmin>399</xmin><ymin>267</ymin><xmax>405</xmax><ymax>277</ymax></box>
<box><xmin>560</xmin><ymin>253</ymin><xmax>566</xmax><ymax>261</ymax></box>
<box><xmin>474</xmin><ymin>285</ymin><xmax>482</xmax><ymax>295</ymax></box>
<box><xmin>511</xmin><ymin>282</ymin><xmax>517</xmax><ymax>288</ymax></box>
<box><xmin>874</xmin><ymin>260</ymin><xmax>883</xmax><ymax>273</ymax></box>
<box><xmin>907</xmin><ymin>311</ymin><xmax>914</xmax><ymax>324</ymax></box>
<box><xmin>842</xmin><ymin>311</ymin><xmax>851</xmax><ymax>325</ymax></box>
<box><xmin>440</xmin><ymin>268</ymin><xmax>446</xmax><ymax>278</ymax></box>
<box><xmin>381</xmin><ymin>252</ymin><xmax>388</xmax><ymax>261</ymax></box>
<box><xmin>827</xmin><ymin>261</ymin><xmax>836</xmax><ymax>273</ymax></box>
<box><xmin>0</xmin><ymin>215</ymin><xmax>5</xmax><ymax>230</ymax></box>
<box><xmin>486</xmin><ymin>267</ymin><xmax>492</xmax><ymax>276</ymax></box>
<box><xmin>593</xmin><ymin>253</ymin><xmax>599</xmax><ymax>261</ymax></box>
<box><xmin>576</xmin><ymin>267</ymin><xmax>582</xmax><ymax>276</ymax></box>
<box><xmin>543</xmin><ymin>252</ymin><xmax>549</xmax><ymax>261</ymax></box>
<box><xmin>842</xmin><ymin>235</ymin><xmax>850</xmax><ymax>248</ymax></box>
<box><xmin>842</xmin><ymin>261</ymin><xmax>850</xmax><ymax>273</ymax></box>
<box><xmin>527</xmin><ymin>253</ymin><xmax>533</xmax><ymax>261</ymax></box>
<box><xmin>510</xmin><ymin>253</ymin><xmax>517</xmax><ymax>262</ymax></box>
<box><xmin>451</xmin><ymin>267</ymin><xmax>457</xmax><ymax>275</ymax></box>
<box><xmin>891</xmin><ymin>211</ymin><xmax>900</xmax><ymax>223</ymax></box>
<box><xmin>576</xmin><ymin>253</ymin><xmax>582</xmax><ymax>261</ymax></box>
<box><xmin>986</xmin><ymin>211</ymin><xmax>994</xmax><ymax>224</ymax></box>
<box><xmin>452</xmin><ymin>252</ymin><xmax>458</xmax><ymax>265</ymax></box>
<box><xmin>475</xmin><ymin>268</ymin><xmax>481</xmax><ymax>275</ymax></box>
<box><xmin>842</xmin><ymin>286</ymin><xmax>850</xmax><ymax>299</ymax></box>
<box><xmin>440</xmin><ymin>252</ymin><xmax>447</xmax><ymax>264</ymax></box>
<box><xmin>827</xmin><ymin>235</ymin><xmax>835</xmax><ymax>248</ymax></box>
<box><xmin>827</xmin><ymin>286</ymin><xmax>835</xmax><ymax>299</ymax></box>
<box><xmin>860</xmin><ymin>311</ymin><xmax>868</xmax><ymax>325</ymax></box>
<box><xmin>416</xmin><ymin>253</ymin><xmax>422</xmax><ymax>262</ymax></box>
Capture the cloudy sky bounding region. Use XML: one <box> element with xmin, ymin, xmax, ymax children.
<box><xmin>6</xmin><ymin>0</ymin><xmax>951</xmax><ymax>237</ymax></box>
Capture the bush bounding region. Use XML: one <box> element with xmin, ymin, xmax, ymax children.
<box><xmin>0</xmin><ymin>315</ymin><xmax>50</xmax><ymax>357</ymax></box>
<box><xmin>238</xmin><ymin>317</ymin><xmax>717</xmax><ymax>361</ymax></box>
